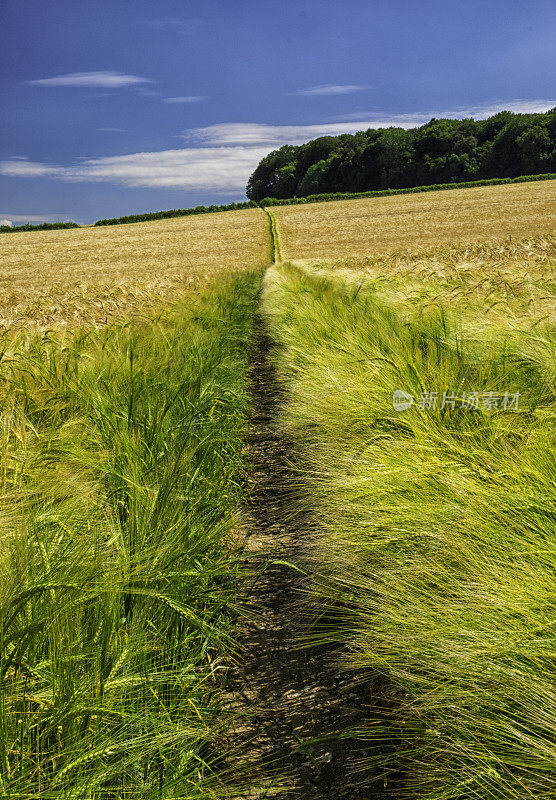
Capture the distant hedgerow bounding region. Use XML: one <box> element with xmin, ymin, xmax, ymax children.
<box><xmin>94</xmin><ymin>200</ymin><xmax>258</xmax><ymax>226</ymax></box>
<box><xmin>0</xmin><ymin>221</ymin><xmax>79</xmax><ymax>233</ymax></box>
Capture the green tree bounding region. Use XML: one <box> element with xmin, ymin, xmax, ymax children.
<box><xmin>516</xmin><ymin>125</ymin><xmax>552</xmax><ymax>173</ymax></box>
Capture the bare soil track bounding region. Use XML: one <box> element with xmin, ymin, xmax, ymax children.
<box><xmin>224</xmin><ymin>316</ymin><xmax>399</xmax><ymax>799</ymax></box>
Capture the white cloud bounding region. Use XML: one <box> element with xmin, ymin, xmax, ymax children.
<box><xmin>295</xmin><ymin>84</ymin><xmax>366</xmax><ymax>96</ymax></box>
<box><xmin>0</xmin><ymin>219</ymin><xmax>12</xmax><ymax>227</ymax></box>
<box><xmin>335</xmin><ymin>99</ymin><xmax>556</xmax><ymax>123</ymax></box>
<box><xmin>0</xmin><ymin>212</ymin><xmax>75</xmax><ymax>224</ymax></box>
<box><xmin>0</xmin><ymin>148</ymin><xmax>270</xmax><ymax>192</ymax></box>
<box><xmin>1</xmin><ymin>160</ymin><xmax>61</xmax><ymax>177</ymax></box>
<box><xmin>186</xmin><ymin>121</ymin><xmax>418</xmax><ymax>148</ymax></box>
<box><xmin>463</xmin><ymin>99</ymin><xmax>556</xmax><ymax>116</ymax></box>
<box><xmin>163</xmin><ymin>96</ymin><xmax>206</xmax><ymax>104</ymax></box>
<box><xmin>26</xmin><ymin>71</ymin><xmax>153</xmax><ymax>88</ymax></box>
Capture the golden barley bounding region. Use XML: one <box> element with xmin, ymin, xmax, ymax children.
<box><xmin>0</xmin><ymin>208</ymin><xmax>269</xmax><ymax>330</ymax></box>
<box><xmin>273</xmin><ymin>180</ymin><xmax>556</xmax><ymax>261</ymax></box>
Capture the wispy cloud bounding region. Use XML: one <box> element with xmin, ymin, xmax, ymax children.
<box><xmin>163</xmin><ymin>96</ymin><xmax>206</xmax><ymax>104</ymax></box>
<box><xmin>1</xmin><ymin>159</ymin><xmax>62</xmax><ymax>177</ymax></box>
<box><xmin>0</xmin><ymin>212</ymin><xmax>77</xmax><ymax>224</ymax></box>
<box><xmin>294</xmin><ymin>84</ymin><xmax>366</xmax><ymax>96</ymax></box>
<box><xmin>186</xmin><ymin>121</ymin><xmax>416</xmax><ymax>147</ymax></box>
<box><xmin>335</xmin><ymin>99</ymin><xmax>556</xmax><ymax>122</ymax></box>
<box><xmin>26</xmin><ymin>71</ymin><xmax>153</xmax><ymax>89</ymax></box>
<box><xmin>0</xmin><ymin>149</ymin><xmax>270</xmax><ymax>192</ymax></box>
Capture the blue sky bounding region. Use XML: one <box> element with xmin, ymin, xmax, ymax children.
<box><xmin>1</xmin><ymin>0</ymin><xmax>555</xmax><ymax>224</ymax></box>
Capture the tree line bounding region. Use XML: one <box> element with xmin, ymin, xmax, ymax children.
<box><xmin>246</xmin><ymin>109</ymin><xmax>556</xmax><ymax>201</ymax></box>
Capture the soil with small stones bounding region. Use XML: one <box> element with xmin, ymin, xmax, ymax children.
<box><xmin>223</xmin><ymin>316</ymin><xmax>400</xmax><ymax>799</ymax></box>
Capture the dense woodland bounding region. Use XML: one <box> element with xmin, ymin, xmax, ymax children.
<box><xmin>246</xmin><ymin>109</ymin><xmax>556</xmax><ymax>201</ymax></box>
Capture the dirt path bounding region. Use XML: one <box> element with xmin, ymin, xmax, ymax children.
<box><xmin>224</xmin><ymin>317</ymin><xmax>391</xmax><ymax>799</ymax></box>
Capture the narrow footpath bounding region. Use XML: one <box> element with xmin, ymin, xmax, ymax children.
<box><xmin>223</xmin><ymin>207</ymin><xmax>402</xmax><ymax>798</ymax></box>
<box><xmin>225</xmin><ymin>317</ymin><xmax>383</xmax><ymax>799</ymax></box>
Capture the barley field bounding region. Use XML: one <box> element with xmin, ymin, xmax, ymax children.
<box><xmin>303</xmin><ymin>235</ymin><xmax>556</xmax><ymax>337</ymax></box>
<box><xmin>272</xmin><ymin>178</ymin><xmax>556</xmax><ymax>261</ymax></box>
<box><xmin>1</xmin><ymin>180</ymin><xmax>555</xmax><ymax>799</ymax></box>
<box><xmin>0</xmin><ymin>207</ymin><xmax>268</xmax><ymax>330</ymax></box>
